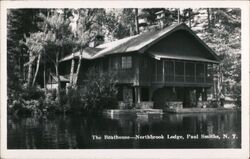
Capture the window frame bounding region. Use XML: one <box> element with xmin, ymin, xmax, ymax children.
<box><xmin>121</xmin><ymin>56</ymin><xmax>132</xmax><ymax>69</ymax></box>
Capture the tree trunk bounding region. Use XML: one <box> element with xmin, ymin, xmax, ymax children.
<box><xmin>55</xmin><ymin>51</ymin><xmax>61</xmax><ymax>105</ymax></box>
<box><xmin>27</xmin><ymin>51</ymin><xmax>33</xmax><ymax>89</ymax></box>
<box><xmin>43</xmin><ymin>55</ymin><xmax>47</xmax><ymax>94</ymax></box>
<box><xmin>73</xmin><ymin>51</ymin><xmax>82</xmax><ymax>88</ymax></box>
<box><xmin>177</xmin><ymin>9</ymin><xmax>180</xmax><ymax>23</ymax></box>
<box><xmin>69</xmin><ymin>55</ymin><xmax>75</xmax><ymax>86</ymax></box>
<box><xmin>32</xmin><ymin>53</ymin><xmax>41</xmax><ymax>86</ymax></box>
<box><xmin>211</xmin><ymin>8</ymin><xmax>215</xmax><ymax>27</ymax></box>
<box><xmin>207</xmin><ymin>8</ymin><xmax>211</xmax><ymax>30</ymax></box>
<box><xmin>20</xmin><ymin>49</ymin><xmax>24</xmax><ymax>81</ymax></box>
<box><xmin>188</xmin><ymin>9</ymin><xmax>191</xmax><ymax>28</ymax></box>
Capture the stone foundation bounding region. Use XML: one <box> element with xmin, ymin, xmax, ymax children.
<box><xmin>197</xmin><ymin>101</ymin><xmax>210</xmax><ymax>108</ymax></box>
<box><xmin>118</xmin><ymin>101</ymin><xmax>133</xmax><ymax>109</ymax></box>
<box><xmin>135</xmin><ymin>102</ymin><xmax>154</xmax><ymax>109</ymax></box>
<box><xmin>165</xmin><ymin>101</ymin><xmax>183</xmax><ymax>110</ymax></box>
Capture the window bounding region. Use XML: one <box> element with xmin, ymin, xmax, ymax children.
<box><xmin>165</xmin><ymin>60</ymin><xmax>174</xmax><ymax>81</ymax></box>
<box><xmin>122</xmin><ymin>56</ymin><xmax>132</xmax><ymax>69</ymax></box>
<box><xmin>185</xmin><ymin>62</ymin><xmax>195</xmax><ymax>82</ymax></box>
<box><xmin>156</xmin><ymin>60</ymin><xmax>163</xmax><ymax>81</ymax></box>
<box><xmin>175</xmin><ymin>62</ymin><xmax>184</xmax><ymax>76</ymax></box>
<box><xmin>196</xmin><ymin>63</ymin><xmax>204</xmax><ymax>76</ymax></box>
<box><xmin>175</xmin><ymin>61</ymin><xmax>184</xmax><ymax>82</ymax></box>
<box><xmin>196</xmin><ymin>63</ymin><xmax>205</xmax><ymax>83</ymax></box>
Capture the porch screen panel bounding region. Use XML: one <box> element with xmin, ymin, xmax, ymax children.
<box><xmin>156</xmin><ymin>60</ymin><xmax>163</xmax><ymax>82</ymax></box>
<box><xmin>196</xmin><ymin>63</ymin><xmax>205</xmax><ymax>83</ymax></box>
<box><xmin>151</xmin><ymin>60</ymin><xmax>156</xmax><ymax>82</ymax></box>
<box><xmin>185</xmin><ymin>62</ymin><xmax>195</xmax><ymax>82</ymax></box>
<box><xmin>175</xmin><ymin>61</ymin><xmax>184</xmax><ymax>82</ymax></box>
<box><xmin>165</xmin><ymin>60</ymin><xmax>174</xmax><ymax>82</ymax></box>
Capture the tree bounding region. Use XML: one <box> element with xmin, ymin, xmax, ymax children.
<box><xmin>39</xmin><ymin>9</ymin><xmax>73</xmax><ymax>105</ymax></box>
<box><xmin>200</xmin><ymin>8</ymin><xmax>241</xmax><ymax>99</ymax></box>
<box><xmin>7</xmin><ymin>9</ymin><xmax>40</xmax><ymax>90</ymax></box>
<box><xmin>69</xmin><ymin>8</ymin><xmax>107</xmax><ymax>88</ymax></box>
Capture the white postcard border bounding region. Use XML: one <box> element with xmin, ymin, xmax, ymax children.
<box><xmin>1</xmin><ymin>1</ymin><xmax>249</xmax><ymax>159</ymax></box>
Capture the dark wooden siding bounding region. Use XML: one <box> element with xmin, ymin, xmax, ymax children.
<box><xmin>108</xmin><ymin>53</ymin><xmax>139</xmax><ymax>85</ymax></box>
<box><xmin>75</xmin><ymin>53</ymin><xmax>140</xmax><ymax>86</ymax></box>
<box><xmin>148</xmin><ymin>30</ymin><xmax>217</xmax><ymax>61</ymax></box>
<box><xmin>138</xmin><ymin>54</ymin><xmax>151</xmax><ymax>86</ymax></box>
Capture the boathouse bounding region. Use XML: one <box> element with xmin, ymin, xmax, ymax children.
<box><xmin>58</xmin><ymin>23</ymin><xmax>220</xmax><ymax>110</ymax></box>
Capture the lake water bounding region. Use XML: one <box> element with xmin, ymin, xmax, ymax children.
<box><xmin>7</xmin><ymin>111</ymin><xmax>241</xmax><ymax>149</ymax></box>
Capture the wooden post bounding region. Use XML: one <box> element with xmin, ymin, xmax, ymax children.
<box><xmin>138</xmin><ymin>87</ymin><xmax>141</xmax><ymax>103</ymax></box>
<box><xmin>163</xmin><ymin>60</ymin><xmax>165</xmax><ymax>84</ymax></box>
<box><xmin>184</xmin><ymin>61</ymin><xmax>186</xmax><ymax>82</ymax></box>
<box><xmin>149</xmin><ymin>87</ymin><xmax>153</xmax><ymax>101</ymax></box>
<box><xmin>194</xmin><ymin>63</ymin><xmax>196</xmax><ymax>83</ymax></box>
<box><xmin>135</xmin><ymin>87</ymin><xmax>141</xmax><ymax>103</ymax></box>
<box><xmin>155</xmin><ymin>60</ymin><xmax>158</xmax><ymax>81</ymax></box>
<box><xmin>202</xmin><ymin>88</ymin><xmax>207</xmax><ymax>101</ymax></box>
<box><xmin>204</xmin><ymin>63</ymin><xmax>206</xmax><ymax>83</ymax></box>
<box><xmin>173</xmin><ymin>61</ymin><xmax>176</xmax><ymax>82</ymax></box>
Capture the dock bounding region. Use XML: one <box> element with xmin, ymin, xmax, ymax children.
<box><xmin>164</xmin><ymin>107</ymin><xmax>238</xmax><ymax>113</ymax></box>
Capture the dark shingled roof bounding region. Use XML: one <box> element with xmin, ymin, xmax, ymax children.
<box><xmin>60</xmin><ymin>23</ymin><xmax>220</xmax><ymax>63</ymax></box>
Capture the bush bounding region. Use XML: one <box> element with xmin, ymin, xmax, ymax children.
<box><xmin>232</xmin><ymin>83</ymin><xmax>241</xmax><ymax>107</ymax></box>
<box><xmin>8</xmin><ymin>86</ymin><xmax>44</xmax><ymax>116</ymax></box>
<box><xmin>66</xmin><ymin>87</ymin><xmax>83</xmax><ymax>113</ymax></box>
<box><xmin>21</xmin><ymin>87</ymin><xmax>44</xmax><ymax>100</ymax></box>
<box><xmin>43</xmin><ymin>92</ymin><xmax>61</xmax><ymax>114</ymax></box>
<box><xmin>82</xmin><ymin>68</ymin><xmax>118</xmax><ymax>112</ymax></box>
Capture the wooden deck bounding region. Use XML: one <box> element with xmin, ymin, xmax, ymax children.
<box><xmin>103</xmin><ymin>109</ymin><xmax>163</xmax><ymax>117</ymax></box>
<box><xmin>164</xmin><ymin>107</ymin><xmax>238</xmax><ymax>113</ymax></box>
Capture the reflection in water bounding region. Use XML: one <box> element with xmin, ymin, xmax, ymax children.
<box><xmin>7</xmin><ymin>111</ymin><xmax>241</xmax><ymax>149</ymax></box>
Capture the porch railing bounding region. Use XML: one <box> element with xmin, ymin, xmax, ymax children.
<box><xmin>152</xmin><ymin>75</ymin><xmax>213</xmax><ymax>84</ymax></box>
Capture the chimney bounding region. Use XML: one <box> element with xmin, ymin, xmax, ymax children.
<box><xmin>89</xmin><ymin>35</ymin><xmax>104</xmax><ymax>47</ymax></box>
<box><xmin>138</xmin><ymin>17</ymin><xmax>148</xmax><ymax>33</ymax></box>
<box><xmin>155</xmin><ymin>10</ymin><xmax>165</xmax><ymax>29</ymax></box>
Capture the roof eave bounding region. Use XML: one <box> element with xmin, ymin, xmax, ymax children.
<box><xmin>149</xmin><ymin>53</ymin><xmax>220</xmax><ymax>64</ymax></box>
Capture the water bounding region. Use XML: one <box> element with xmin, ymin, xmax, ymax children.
<box><xmin>7</xmin><ymin>111</ymin><xmax>241</xmax><ymax>149</ymax></box>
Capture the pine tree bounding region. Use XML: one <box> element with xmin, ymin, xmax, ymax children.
<box><xmin>7</xmin><ymin>9</ymin><xmax>40</xmax><ymax>90</ymax></box>
<box><xmin>39</xmin><ymin>9</ymin><xmax>73</xmax><ymax>105</ymax></box>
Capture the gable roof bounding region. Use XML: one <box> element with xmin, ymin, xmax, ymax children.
<box><xmin>60</xmin><ymin>23</ymin><xmax>220</xmax><ymax>63</ymax></box>
<box><xmin>60</xmin><ymin>47</ymin><xmax>102</xmax><ymax>62</ymax></box>
<box><xmin>93</xmin><ymin>23</ymin><xmax>181</xmax><ymax>58</ymax></box>
<box><xmin>48</xmin><ymin>73</ymin><xmax>70</xmax><ymax>83</ymax></box>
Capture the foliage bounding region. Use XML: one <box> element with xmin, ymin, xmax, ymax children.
<box><xmin>65</xmin><ymin>88</ymin><xmax>84</xmax><ymax>113</ymax></box>
<box><xmin>43</xmin><ymin>92</ymin><xmax>61</xmax><ymax>114</ymax></box>
<box><xmin>7</xmin><ymin>9</ymin><xmax>41</xmax><ymax>92</ymax></box>
<box><xmin>8</xmin><ymin>86</ymin><xmax>44</xmax><ymax>116</ymax></box>
<box><xmin>201</xmin><ymin>8</ymin><xmax>241</xmax><ymax>102</ymax></box>
<box><xmin>82</xmin><ymin>68</ymin><xmax>118</xmax><ymax>112</ymax></box>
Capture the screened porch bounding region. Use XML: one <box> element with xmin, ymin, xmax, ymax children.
<box><xmin>151</xmin><ymin>59</ymin><xmax>215</xmax><ymax>86</ymax></box>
